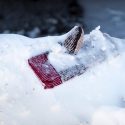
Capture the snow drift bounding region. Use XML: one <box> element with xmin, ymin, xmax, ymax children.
<box><xmin>0</xmin><ymin>26</ymin><xmax>125</xmax><ymax>125</ymax></box>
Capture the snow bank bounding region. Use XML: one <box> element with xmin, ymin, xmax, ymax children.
<box><xmin>0</xmin><ymin>27</ymin><xmax>125</xmax><ymax>125</ymax></box>
<box><xmin>91</xmin><ymin>107</ymin><xmax>125</xmax><ymax>125</ymax></box>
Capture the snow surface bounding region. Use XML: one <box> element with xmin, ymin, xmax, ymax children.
<box><xmin>0</xmin><ymin>26</ymin><xmax>125</xmax><ymax>125</ymax></box>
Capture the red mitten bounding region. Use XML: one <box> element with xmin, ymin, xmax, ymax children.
<box><xmin>28</xmin><ymin>26</ymin><xmax>84</xmax><ymax>89</ymax></box>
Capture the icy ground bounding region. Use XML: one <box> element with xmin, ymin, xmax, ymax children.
<box><xmin>0</xmin><ymin>27</ymin><xmax>125</xmax><ymax>125</ymax></box>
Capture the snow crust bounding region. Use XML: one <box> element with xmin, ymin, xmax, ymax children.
<box><xmin>0</xmin><ymin>27</ymin><xmax>125</xmax><ymax>125</ymax></box>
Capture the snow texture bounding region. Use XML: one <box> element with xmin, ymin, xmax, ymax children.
<box><xmin>0</xmin><ymin>26</ymin><xmax>125</xmax><ymax>125</ymax></box>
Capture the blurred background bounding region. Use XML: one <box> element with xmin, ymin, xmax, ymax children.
<box><xmin>0</xmin><ymin>0</ymin><xmax>125</xmax><ymax>38</ymax></box>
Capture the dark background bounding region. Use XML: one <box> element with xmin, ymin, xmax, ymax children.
<box><xmin>82</xmin><ymin>0</ymin><xmax>125</xmax><ymax>38</ymax></box>
<box><xmin>0</xmin><ymin>0</ymin><xmax>125</xmax><ymax>38</ymax></box>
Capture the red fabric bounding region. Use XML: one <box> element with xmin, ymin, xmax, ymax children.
<box><xmin>28</xmin><ymin>53</ymin><xmax>62</xmax><ymax>89</ymax></box>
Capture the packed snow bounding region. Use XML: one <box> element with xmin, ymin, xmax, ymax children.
<box><xmin>0</xmin><ymin>26</ymin><xmax>125</xmax><ymax>125</ymax></box>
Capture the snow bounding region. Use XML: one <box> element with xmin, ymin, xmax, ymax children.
<box><xmin>48</xmin><ymin>26</ymin><xmax>122</xmax><ymax>72</ymax></box>
<box><xmin>0</xmin><ymin>26</ymin><xmax>125</xmax><ymax>125</ymax></box>
<box><xmin>91</xmin><ymin>107</ymin><xmax>125</xmax><ymax>125</ymax></box>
